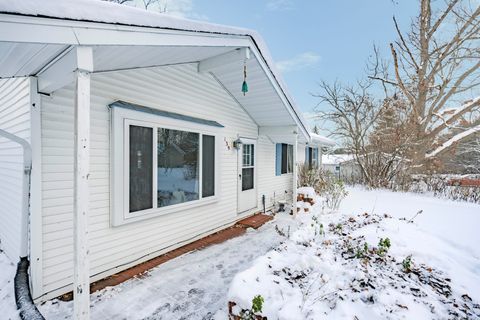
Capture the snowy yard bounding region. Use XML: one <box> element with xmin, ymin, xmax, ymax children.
<box><xmin>1</xmin><ymin>187</ymin><xmax>479</xmax><ymax>319</ymax></box>
<box><xmin>229</xmin><ymin>187</ymin><xmax>480</xmax><ymax>319</ymax></box>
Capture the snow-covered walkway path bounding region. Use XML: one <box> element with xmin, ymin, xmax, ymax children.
<box><xmin>39</xmin><ymin>213</ymin><xmax>296</xmax><ymax>320</ymax></box>
<box><xmin>0</xmin><ymin>250</ymin><xmax>18</xmax><ymax>320</ymax></box>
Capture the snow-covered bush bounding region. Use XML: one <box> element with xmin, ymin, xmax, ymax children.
<box><xmin>322</xmin><ymin>173</ymin><xmax>348</xmax><ymax>211</ymax></box>
<box><xmin>297</xmin><ymin>163</ymin><xmax>328</xmax><ymax>193</ymax></box>
<box><xmin>297</xmin><ymin>165</ymin><xmax>348</xmax><ymax>211</ymax></box>
<box><xmin>406</xmin><ymin>174</ymin><xmax>480</xmax><ymax>204</ymax></box>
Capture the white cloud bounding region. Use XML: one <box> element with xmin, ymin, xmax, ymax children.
<box><xmin>266</xmin><ymin>0</ymin><xmax>294</xmax><ymax>11</ymax></box>
<box><xmin>276</xmin><ymin>52</ymin><xmax>321</xmax><ymax>73</ymax></box>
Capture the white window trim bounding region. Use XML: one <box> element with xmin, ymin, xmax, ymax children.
<box><xmin>307</xmin><ymin>146</ymin><xmax>319</xmax><ymax>169</ymax></box>
<box><xmin>279</xmin><ymin>143</ymin><xmax>294</xmax><ymax>175</ymax></box>
<box><xmin>111</xmin><ymin>106</ymin><xmax>221</xmax><ymax>226</ymax></box>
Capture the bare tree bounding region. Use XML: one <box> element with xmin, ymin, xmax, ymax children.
<box><xmin>102</xmin><ymin>0</ymin><xmax>168</xmax><ymax>12</ymax></box>
<box><xmin>369</xmin><ymin>0</ymin><xmax>480</xmax><ymax>170</ymax></box>
<box><xmin>102</xmin><ymin>0</ymin><xmax>133</xmax><ymax>4</ymax></box>
<box><xmin>314</xmin><ymin>81</ymin><xmax>412</xmax><ymax>187</ymax></box>
<box><xmin>445</xmin><ymin>133</ymin><xmax>480</xmax><ymax>173</ymax></box>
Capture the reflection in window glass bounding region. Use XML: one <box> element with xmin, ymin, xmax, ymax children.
<box><xmin>287</xmin><ymin>144</ymin><xmax>293</xmax><ymax>173</ymax></box>
<box><xmin>202</xmin><ymin>135</ymin><xmax>215</xmax><ymax>198</ymax></box>
<box><xmin>242</xmin><ymin>144</ymin><xmax>254</xmax><ymax>191</ymax></box>
<box><xmin>129</xmin><ymin>125</ymin><xmax>153</xmax><ymax>213</ymax></box>
<box><xmin>281</xmin><ymin>143</ymin><xmax>293</xmax><ymax>174</ymax></box>
<box><xmin>242</xmin><ymin>168</ymin><xmax>254</xmax><ymax>191</ymax></box>
<box><xmin>281</xmin><ymin>144</ymin><xmax>288</xmax><ymax>174</ymax></box>
<box><xmin>157</xmin><ymin>128</ymin><xmax>199</xmax><ymax>207</ymax></box>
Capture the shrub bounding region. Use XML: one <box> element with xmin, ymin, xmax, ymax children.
<box><xmin>323</xmin><ymin>174</ymin><xmax>348</xmax><ymax>211</ymax></box>
<box><xmin>377</xmin><ymin>238</ymin><xmax>391</xmax><ymax>256</ymax></box>
<box><xmin>239</xmin><ymin>295</ymin><xmax>265</xmax><ymax>320</ymax></box>
<box><xmin>297</xmin><ymin>164</ymin><xmax>328</xmax><ymax>193</ymax></box>
<box><xmin>297</xmin><ymin>164</ymin><xmax>348</xmax><ymax>211</ymax></box>
<box><xmin>402</xmin><ymin>255</ymin><xmax>412</xmax><ymax>273</ymax></box>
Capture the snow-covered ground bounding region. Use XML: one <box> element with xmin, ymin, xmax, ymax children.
<box><xmin>2</xmin><ymin>187</ymin><xmax>479</xmax><ymax>319</ymax></box>
<box><xmin>38</xmin><ymin>213</ymin><xmax>297</xmax><ymax>319</ymax></box>
<box><xmin>228</xmin><ymin>187</ymin><xmax>480</xmax><ymax>319</ymax></box>
<box><xmin>0</xmin><ymin>251</ymin><xmax>19</xmax><ymax>320</ymax></box>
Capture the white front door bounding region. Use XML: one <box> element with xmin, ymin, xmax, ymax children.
<box><xmin>237</xmin><ymin>139</ymin><xmax>257</xmax><ymax>213</ymax></box>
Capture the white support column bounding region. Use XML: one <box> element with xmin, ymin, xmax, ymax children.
<box><xmin>293</xmin><ymin>132</ymin><xmax>298</xmax><ymax>211</ymax></box>
<box><xmin>73</xmin><ymin>46</ymin><xmax>93</xmax><ymax>320</ymax></box>
<box><xmin>29</xmin><ymin>77</ymin><xmax>43</xmax><ymax>299</ymax></box>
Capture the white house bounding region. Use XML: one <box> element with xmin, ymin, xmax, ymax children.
<box><xmin>322</xmin><ymin>154</ymin><xmax>362</xmax><ymax>181</ymax></box>
<box><xmin>0</xmin><ymin>0</ymin><xmax>334</xmax><ymax>312</ymax></box>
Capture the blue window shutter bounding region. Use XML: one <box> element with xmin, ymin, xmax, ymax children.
<box><xmin>315</xmin><ymin>148</ymin><xmax>319</xmax><ymax>166</ymax></box>
<box><xmin>305</xmin><ymin>147</ymin><xmax>310</xmax><ymax>165</ymax></box>
<box><xmin>275</xmin><ymin>143</ymin><xmax>282</xmax><ymax>176</ymax></box>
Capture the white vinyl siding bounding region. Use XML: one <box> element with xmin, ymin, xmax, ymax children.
<box><xmin>0</xmin><ymin>77</ymin><xmax>30</xmax><ymax>260</ymax></box>
<box><xmin>257</xmin><ymin>136</ymin><xmax>293</xmax><ymax>209</ymax></box>
<box><xmin>40</xmin><ymin>64</ymin><xmax>264</xmax><ymax>299</ymax></box>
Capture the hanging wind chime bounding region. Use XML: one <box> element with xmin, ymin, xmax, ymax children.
<box><xmin>241</xmin><ymin>60</ymin><xmax>248</xmax><ymax>96</ymax></box>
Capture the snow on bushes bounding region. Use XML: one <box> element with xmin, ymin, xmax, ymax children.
<box><xmin>297</xmin><ymin>172</ymin><xmax>348</xmax><ymax>212</ymax></box>
<box><xmin>227</xmin><ymin>189</ymin><xmax>480</xmax><ymax>319</ymax></box>
<box><xmin>406</xmin><ymin>174</ymin><xmax>480</xmax><ymax>204</ymax></box>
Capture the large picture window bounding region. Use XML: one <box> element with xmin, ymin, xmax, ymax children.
<box><xmin>127</xmin><ymin>124</ymin><xmax>216</xmax><ymax>214</ymax></box>
<box><xmin>111</xmin><ymin>103</ymin><xmax>220</xmax><ymax>225</ymax></box>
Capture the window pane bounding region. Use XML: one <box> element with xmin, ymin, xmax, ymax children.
<box><xmin>281</xmin><ymin>143</ymin><xmax>288</xmax><ymax>174</ymax></box>
<box><xmin>202</xmin><ymin>135</ymin><xmax>215</xmax><ymax>198</ymax></box>
<box><xmin>242</xmin><ymin>144</ymin><xmax>254</xmax><ymax>167</ymax></box>
<box><xmin>287</xmin><ymin>144</ymin><xmax>293</xmax><ymax>173</ymax></box>
<box><xmin>157</xmin><ymin>128</ymin><xmax>199</xmax><ymax>207</ymax></box>
<box><xmin>308</xmin><ymin>147</ymin><xmax>313</xmax><ymax>169</ymax></box>
<box><xmin>242</xmin><ymin>167</ymin><xmax>254</xmax><ymax>191</ymax></box>
<box><xmin>251</xmin><ymin>144</ymin><xmax>254</xmax><ymax>166</ymax></box>
<box><xmin>129</xmin><ymin>125</ymin><xmax>153</xmax><ymax>213</ymax></box>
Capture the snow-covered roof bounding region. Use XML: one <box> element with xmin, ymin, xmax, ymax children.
<box><xmin>310</xmin><ymin>133</ymin><xmax>335</xmax><ymax>146</ymax></box>
<box><xmin>0</xmin><ymin>0</ymin><xmax>254</xmax><ymax>37</ymax></box>
<box><xmin>322</xmin><ymin>154</ymin><xmax>355</xmax><ymax>165</ymax></box>
<box><xmin>0</xmin><ymin>0</ymin><xmax>312</xmax><ymax>140</ymax></box>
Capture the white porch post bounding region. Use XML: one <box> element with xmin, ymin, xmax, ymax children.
<box><xmin>293</xmin><ymin>132</ymin><xmax>298</xmax><ymax>211</ymax></box>
<box><xmin>73</xmin><ymin>46</ymin><xmax>93</xmax><ymax>320</ymax></box>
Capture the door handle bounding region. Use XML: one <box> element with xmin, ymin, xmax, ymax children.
<box><xmin>238</xmin><ymin>174</ymin><xmax>242</xmax><ymax>179</ymax></box>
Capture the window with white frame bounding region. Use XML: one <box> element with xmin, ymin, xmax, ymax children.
<box><xmin>111</xmin><ymin>102</ymin><xmax>220</xmax><ymax>225</ymax></box>
<box><xmin>275</xmin><ymin>143</ymin><xmax>293</xmax><ymax>175</ymax></box>
<box><xmin>305</xmin><ymin>146</ymin><xmax>319</xmax><ymax>169</ymax></box>
<box><xmin>242</xmin><ymin>143</ymin><xmax>255</xmax><ymax>191</ymax></box>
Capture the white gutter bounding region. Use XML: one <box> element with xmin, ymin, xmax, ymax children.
<box><xmin>0</xmin><ymin>128</ymin><xmax>31</xmax><ymax>258</ymax></box>
<box><xmin>309</xmin><ymin>133</ymin><xmax>336</xmax><ymax>147</ymax></box>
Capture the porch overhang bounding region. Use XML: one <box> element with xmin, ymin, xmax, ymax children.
<box><xmin>0</xmin><ymin>7</ymin><xmax>310</xmax><ymax>140</ymax></box>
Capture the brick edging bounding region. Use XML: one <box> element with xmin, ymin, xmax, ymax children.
<box><xmin>58</xmin><ymin>213</ymin><xmax>273</xmax><ymax>301</ymax></box>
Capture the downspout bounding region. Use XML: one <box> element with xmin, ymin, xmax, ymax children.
<box><xmin>292</xmin><ymin>132</ymin><xmax>298</xmax><ymax>214</ymax></box>
<box><xmin>0</xmin><ymin>128</ymin><xmax>44</xmax><ymax>320</ymax></box>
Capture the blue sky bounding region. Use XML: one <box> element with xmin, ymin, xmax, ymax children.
<box><xmin>149</xmin><ymin>0</ymin><xmax>419</xmax><ymax>125</ymax></box>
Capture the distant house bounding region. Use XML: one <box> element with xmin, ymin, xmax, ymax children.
<box><xmin>0</xmin><ymin>0</ymin><xmax>334</xmax><ymax>305</ymax></box>
<box><xmin>322</xmin><ymin>154</ymin><xmax>362</xmax><ymax>181</ymax></box>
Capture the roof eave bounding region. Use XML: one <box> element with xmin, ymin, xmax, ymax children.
<box><xmin>0</xmin><ymin>12</ymin><xmax>309</xmax><ymax>138</ymax></box>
